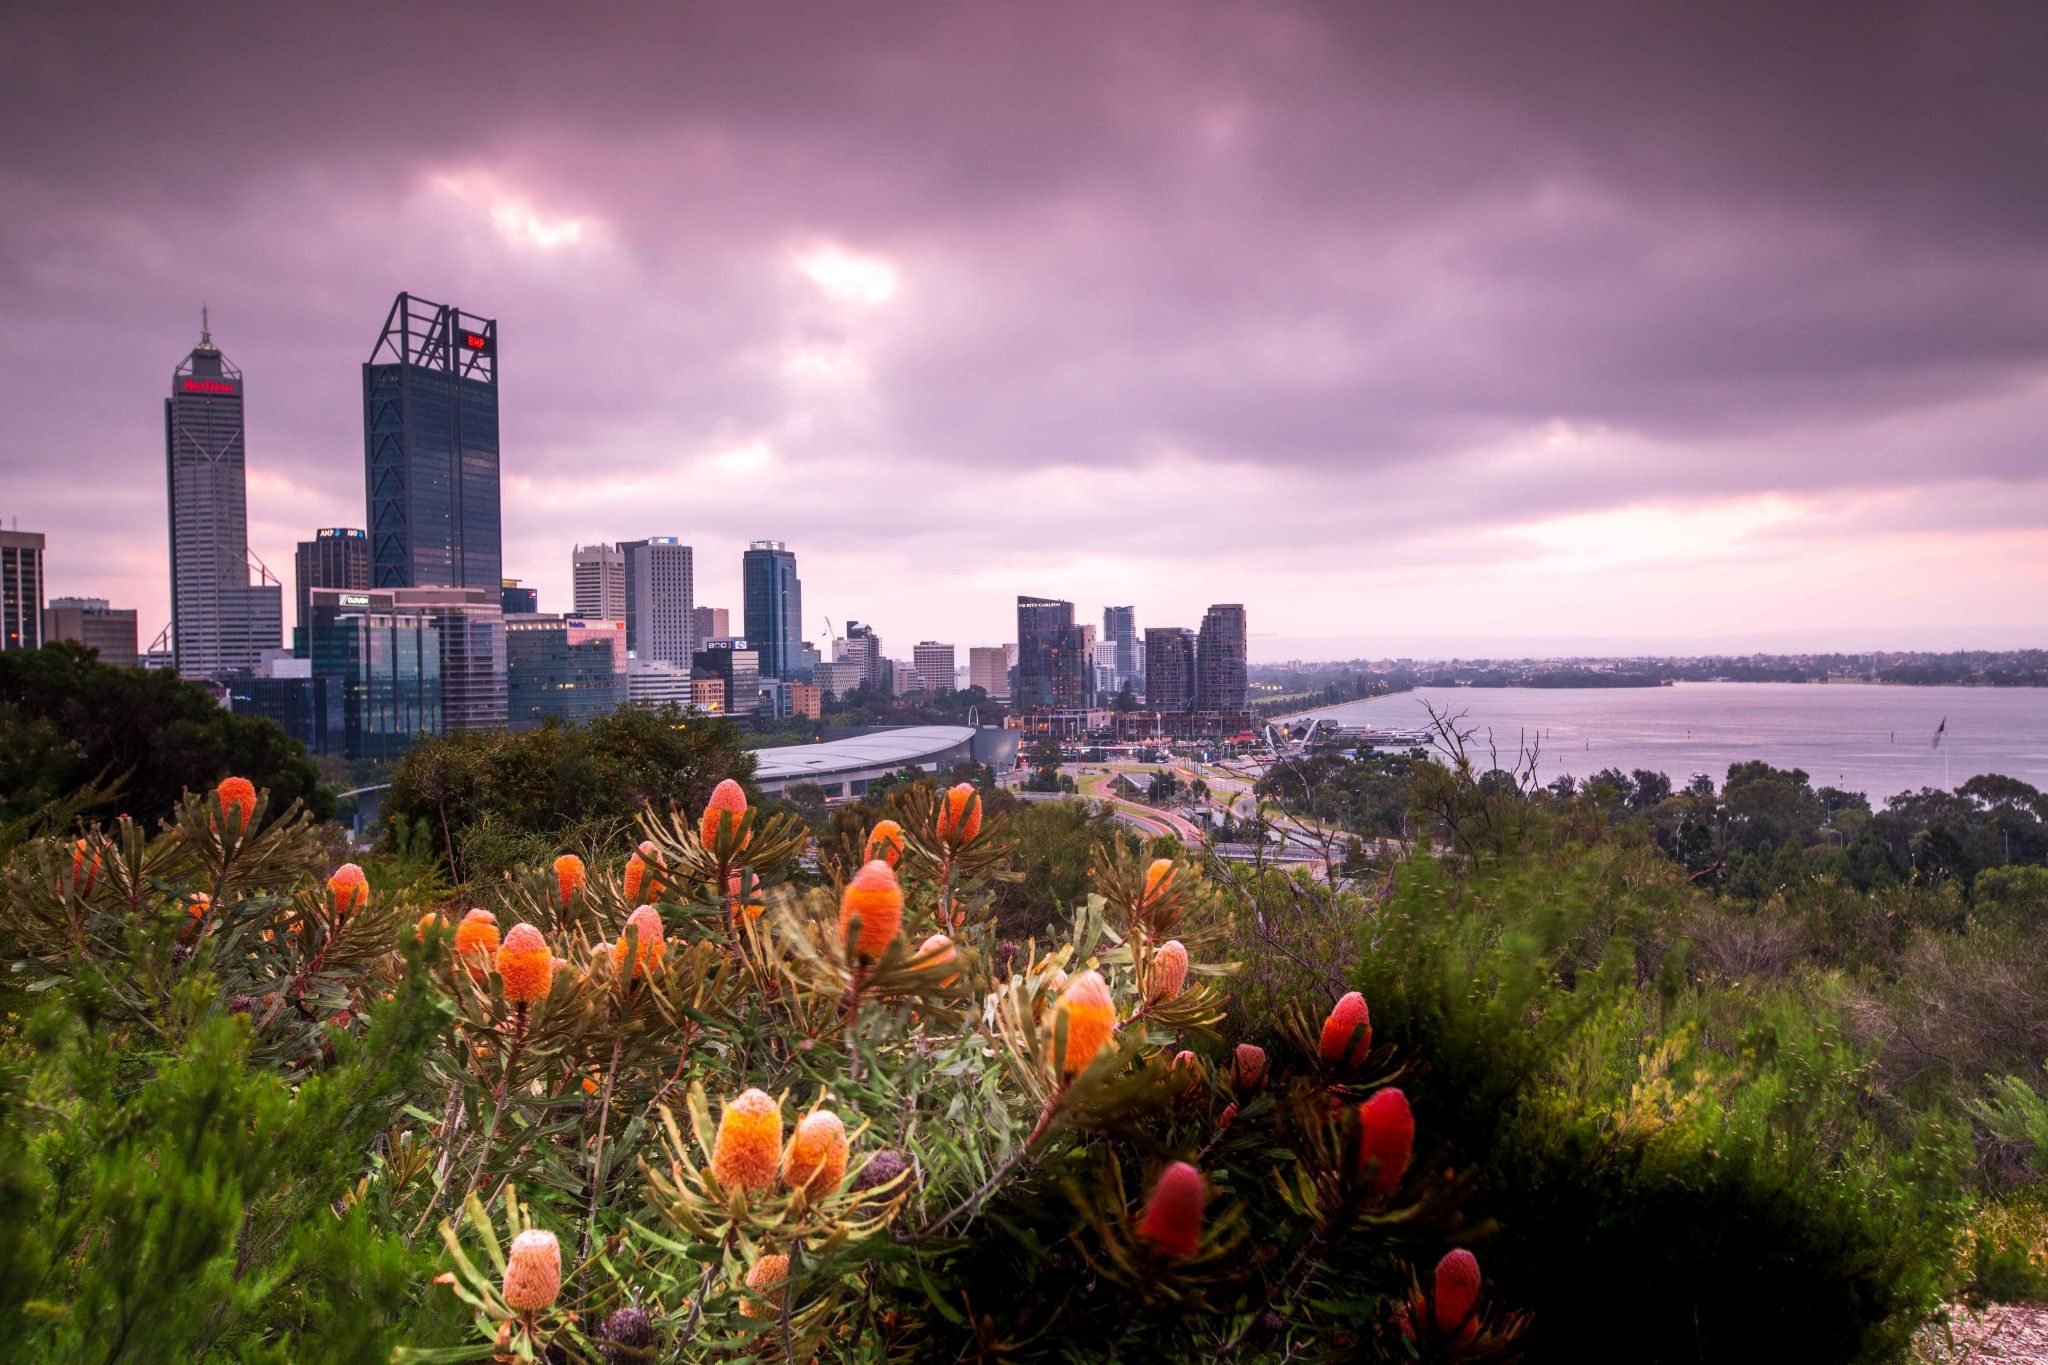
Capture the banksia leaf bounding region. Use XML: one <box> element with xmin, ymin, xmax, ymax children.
<box><xmin>215</xmin><ymin>775</ymin><xmax>257</xmax><ymax>827</ymax></box>
<box><xmin>936</xmin><ymin>783</ymin><xmax>982</xmax><ymax>846</ymax></box>
<box><xmin>741</xmin><ymin>1253</ymin><xmax>789</xmax><ymax>1319</ymax></box>
<box><xmin>1434</xmin><ymin>1248</ymin><xmax>1481</xmax><ymax>1335</ymax></box>
<box><xmin>1048</xmin><ymin>970</ymin><xmax>1117</xmax><ymax>1078</ymax></box>
<box><xmin>864</xmin><ymin>818</ymin><xmax>905</xmax><ymax>868</ymax></box>
<box><xmin>497</xmin><ymin>923</ymin><xmax>554</xmax><ymax>1003</ymax></box>
<box><xmin>1138</xmin><ymin>1161</ymin><xmax>1206</xmax><ymax>1260</ymax></box>
<box><xmin>711</xmin><ymin>1088</ymin><xmax>783</xmax><ymax>1195</ymax></box>
<box><xmin>554</xmin><ymin>853</ymin><xmax>586</xmax><ymax>907</ymax></box>
<box><xmin>784</xmin><ymin>1109</ymin><xmax>850</xmax><ymax>1194</ymax></box>
<box><xmin>501</xmin><ymin>1228</ymin><xmax>562</xmax><ymax>1313</ymax></box>
<box><xmin>1357</xmin><ymin>1087</ymin><xmax>1414</xmax><ymax>1197</ymax></box>
<box><xmin>1148</xmin><ymin>940</ymin><xmax>1190</xmax><ymax>1001</ymax></box>
<box><xmin>838</xmin><ymin>861</ymin><xmax>904</xmax><ymax>959</ymax></box>
<box><xmin>612</xmin><ymin>904</ymin><xmax>666</xmax><ymax>978</ymax></box>
<box><xmin>1318</xmin><ymin>991</ymin><xmax>1372</xmax><ymax>1067</ymax></box>
<box><xmin>328</xmin><ymin>862</ymin><xmax>368</xmax><ymax>919</ymax></box>
<box><xmin>699</xmin><ymin>778</ymin><xmax>749</xmax><ymax>848</ymax></box>
<box><xmin>1233</xmin><ymin>1043</ymin><xmax>1267</xmax><ymax>1093</ymax></box>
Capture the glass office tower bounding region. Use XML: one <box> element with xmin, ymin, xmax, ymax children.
<box><xmin>742</xmin><ymin>540</ymin><xmax>802</xmax><ymax>679</ymax></box>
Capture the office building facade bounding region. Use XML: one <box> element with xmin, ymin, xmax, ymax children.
<box><xmin>622</xmin><ymin>537</ymin><xmax>694</xmax><ymax>665</ymax></box>
<box><xmin>741</xmin><ymin>540</ymin><xmax>803</xmax><ymax>679</ymax></box>
<box><xmin>364</xmin><ymin>293</ymin><xmax>501</xmax><ymax>592</ymax></box>
<box><xmin>1</xmin><ymin>530</ymin><xmax>46</xmax><ymax>652</ymax></box>
<box><xmin>44</xmin><ymin>596</ymin><xmax>139</xmax><ymax>668</ymax></box>
<box><xmin>506</xmin><ymin>615</ymin><xmax>627</xmax><ymax>730</ymax></box>
<box><xmin>305</xmin><ymin>587</ymin><xmax>443</xmax><ymax>760</ymax></box>
<box><xmin>913</xmin><ymin>641</ymin><xmax>956</xmax><ymax>695</ymax></box>
<box><xmin>573</xmin><ymin>543</ymin><xmax>625</xmax><ymax>618</ymax></box>
<box><xmin>167</xmin><ymin>323</ymin><xmax>281</xmax><ymax>677</ymax></box>
<box><xmin>1015</xmin><ymin>596</ymin><xmax>1077</xmax><ymax>708</ymax></box>
<box><xmin>1144</xmin><ymin>628</ymin><xmax>1197</xmax><ymax>713</ymax></box>
<box><xmin>391</xmin><ymin>586</ymin><xmax>506</xmax><ymax>734</ymax></box>
<box><xmin>692</xmin><ymin>640</ymin><xmax>760</xmax><ymax>717</ymax></box>
<box><xmin>1103</xmin><ymin>605</ymin><xmax>1139</xmax><ymax>689</ymax></box>
<box><xmin>967</xmin><ymin>645</ymin><xmax>1010</xmax><ymax>699</ymax></box>
<box><xmin>500</xmin><ymin>579</ymin><xmax>538</xmax><ymax>615</ymax></box>
<box><xmin>1196</xmin><ymin>603</ymin><xmax>1249</xmax><ymax>713</ymax></box>
<box><xmin>293</xmin><ymin>528</ymin><xmax>370</xmax><ymax>655</ymax></box>
<box><xmin>691</xmin><ymin>605</ymin><xmax>729</xmax><ymax>645</ymax></box>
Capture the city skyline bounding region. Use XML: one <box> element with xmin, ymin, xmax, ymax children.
<box><xmin>5</xmin><ymin>5</ymin><xmax>2047</xmax><ymax>659</ymax></box>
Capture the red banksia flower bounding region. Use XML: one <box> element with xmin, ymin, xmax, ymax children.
<box><xmin>1048</xmin><ymin>970</ymin><xmax>1116</xmax><ymax>1077</ymax></box>
<box><xmin>1357</xmin><ymin>1087</ymin><xmax>1414</xmax><ymax>1197</ymax></box>
<box><xmin>497</xmin><ymin>923</ymin><xmax>554</xmax><ymax>1004</ymax></box>
<box><xmin>624</xmin><ymin>841</ymin><xmax>667</xmax><ymax>904</ymax></box>
<box><xmin>784</xmin><ymin>1109</ymin><xmax>850</xmax><ymax>1194</ymax></box>
<box><xmin>851</xmin><ymin>1148</ymin><xmax>907</xmax><ymax>1193</ymax></box>
<box><xmin>1434</xmin><ymin>1248</ymin><xmax>1482</xmax><ymax>1335</ymax></box>
<box><xmin>502</xmin><ymin>1228</ymin><xmax>562</xmax><ymax>1313</ymax></box>
<box><xmin>1138</xmin><ymin>1161</ymin><xmax>1207</xmax><ymax>1260</ymax></box>
<box><xmin>1319</xmin><ymin>991</ymin><xmax>1372</xmax><ymax>1067</ymax></box>
<box><xmin>554</xmin><ymin>853</ymin><xmax>586</xmax><ymax>907</ymax></box>
<box><xmin>936</xmin><ymin>783</ymin><xmax>982</xmax><ymax>845</ymax></box>
<box><xmin>1148</xmin><ymin>940</ymin><xmax>1190</xmax><ymax>1001</ymax></box>
<box><xmin>215</xmin><ymin>776</ymin><xmax>257</xmax><ymax>828</ymax></box>
<box><xmin>712</xmin><ymin>1088</ymin><xmax>783</xmax><ymax>1195</ymax></box>
<box><xmin>864</xmin><ymin>819</ymin><xmax>905</xmax><ymax>868</ymax></box>
<box><xmin>328</xmin><ymin>862</ymin><xmax>368</xmax><ymax>919</ymax></box>
<box><xmin>838</xmin><ymin>861</ymin><xmax>904</xmax><ymax>959</ymax></box>
<box><xmin>612</xmin><ymin>904</ymin><xmax>666</xmax><ymax>978</ymax></box>
<box><xmin>1143</xmin><ymin>857</ymin><xmax>1176</xmax><ymax>903</ymax></box>
<box><xmin>699</xmin><ymin>778</ymin><xmax>749</xmax><ymax>848</ymax></box>
<box><xmin>1171</xmin><ymin>1049</ymin><xmax>1202</xmax><ymax>1092</ymax></box>
<box><xmin>72</xmin><ymin>839</ymin><xmax>101</xmax><ymax>896</ymax></box>
<box><xmin>741</xmin><ymin>1253</ymin><xmax>789</xmax><ymax>1319</ymax></box>
<box><xmin>917</xmin><ymin>932</ymin><xmax>960</xmax><ymax>986</ymax></box>
<box><xmin>1233</xmin><ymin>1043</ymin><xmax>1268</xmax><ymax>1092</ymax></box>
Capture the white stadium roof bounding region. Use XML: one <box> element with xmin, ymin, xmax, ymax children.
<box><xmin>752</xmin><ymin>726</ymin><xmax>977</xmax><ymax>782</ymax></box>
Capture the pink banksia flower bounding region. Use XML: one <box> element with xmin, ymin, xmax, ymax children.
<box><xmin>1048</xmin><ymin>970</ymin><xmax>1116</xmax><ymax>1078</ymax></box>
<box><xmin>215</xmin><ymin>776</ymin><xmax>257</xmax><ymax>828</ymax></box>
<box><xmin>554</xmin><ymin>853</ymin><xmax>586</xmax><ymax>907</ymax></box>
<box><xmin>624</xmin><ymin>840</ymin><xmax>667</xmax><ymax>904</ymax></box>
<box><xmin>699</xmin><ymin>778</ymin><xmax>749</xmax><ymax>848</ymax></box>
<box><xmin>1233</xmin><ymin>1043</ymin><xmax>1267</xmax><ymax>1093</ymax></box>
<box><xmin>838</xmin><ymin>861</ymin><xmax>904</xmax><ymax>959</ymax></box>
<box><xmin>711</xmin><ymin>1088</ymin><xmax>783</xmax><ymax>1195</ymax></box>
<box><xmin>1318</xmin><ymin>991</ymin><xmax>1372</xmax><ymax>1067</ymax></box>
<box><xmin>864</xmin><ymin>819</ymin><xmax>905</xmax><ymax>868</ymax></box>
<box><xmin>1434</xmin><ymin>1248</ymin><xmax>1482</xmax><ymax>1337</ymax></box>
<box><xmin>784</xmin><ymin>1109</ymin><xmax>850</xmax><ymax>1194</ymax></box>
<box><xmin>327</xmin><ymin>862</ymin><xmax>368</xmax><ymax>919</ymax></box>
<box><xmin>1357</xmin><ymin>1087</ymin><xmax>1414</xmax><ymax>1197</ymax></box>
<box><xmin>936</xmin><ymin>783</ymin><xmax>982</xmax><ymax>846</ymax></box>
<box><xmin>741</xmin><ymin>1253</ymin><xmax>789</xmax><ymax>1319</ymax></box>
<box><xmin>1138</xmin><ymin>1160</ymin><xmax>1206</xmax><ymax>1261</ymax></box>
<box><xmin>1148</xmin><ymin>940</ymin><xmax>1189</xmax><ymax>1002</ymax></box>
<box><xmin>612</xmin><ymin>904</ymin><xmax>666</xmax><ymax>978</ymax></box>
<box><xmin>497</xmin><ymin>923</ymin><xmax>554</xmax><ymax>1004</ymax></box>
<box><xmin>501</xmin><ymin>1228</ymin><xmax>561</xmax><ymax>1313</ymax></box>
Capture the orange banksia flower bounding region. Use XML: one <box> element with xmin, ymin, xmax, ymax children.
<box><xmin>1148</xmin><ymin>940</ymin><xmax>1189</xmax><ymax>1001</ymax></box>
<box><xmin>864</xmin><ymin>818</ymin><xmax>905</xmax><ymax>868</ymax></box>
<box><xmin>72</xmin><ymin>839</ymin><xmax>101</xmax><ymax>896</ymax></box>
<box><xmin>455</xmin><ymin>908</ymin><xmax>500</xmax><ymax>971</ymax></box>
<box><xmin>1434</xmin><ymin>1248</ymin><xmax>1482</xmax><ymax>1336</ymax></box>
<box><xmin>784</xmin><ymin>1109</ymin><xmax>850</xmax><ymax>1194</ymax></box>
<box><xmin>916</xmin><ymin>932</ymin><xmax>960</xmax><ymax>986</ymax></box>
<box><xmin>414</xmin><ymin>911</ymin><xmax>443</xmax><ymax>942</ymax></box>
<box><xmin>936</xmin><ymin>783</ymin><xmax>982</xmax><ymax>846</ymax></box>
<box><xmin>699</xmin><ymin>778</ymin><xmax>749</xmax><ymax>848</ymax></box>
<box><xmin>1143</xmin><ymin>857</ymin><xmax>1176</xmax><ymax>904</ymax></box>
<box><xmin>1232</xmin><ymin>1043</ymin><xmax>1267</xmax><ymax>1092</ymax></box>
<box><xmin>741</xmin><ymin>1253</ymin><xmax>789</xmax><ymax>1319</ymax></box>
<box><xmin>501</xmin><ymin>1227</ymin><xmax>561</xmax><ymax>1313</ymax></box>
<box><xmin>497</xmin><ymin>923</ymin><xmax>554</xmax><ymax>1004</ymax></box>
<box><xmin>712</xmin><ymin>1088</ymin><xmax>783</xmax><ymax>1195</ymax></box>
<box><xmin>327</xmin><ymin>862</ymin><xmax>368</xmax><ymax>919</ymax></box>
<box><xmin>1138</xmin><ymin>1160</ymin><xmax>1206</xmax><ymax>1260</ymax></box>
<box><xmin>1048</xmin><ymin>970</ymin><xmax>1116</xmax><ymax>1078</ymax></box>
<box><xmin>624</xmin><ymin>841</ymin><xmax>667</xmax><ymax>904</ymax></box>
<box><xmin>553</xmin><ymin>853</ymin><xmax>586</xmax><ymax>907</ymax></box>
<box><xmin>726</xmin><ymin>871</ymin><xmax>765</xmax><ymax>924</ymax></box>
<box><xmin>215</xmin><ymin>776</ymin><xmax>257</xmax><ymax>828</ymax></box>
<box><xmin>612</xmin><ymin>904</ymin><xmax>666</xmax><ymax>978</ymax></box>
<box><xmin>1319</xmin><ymin>991</ymin><xmax>1372</xmax><ymax>1067</ymax></box>
<box><xmin>838</xmin><ymin>861</ymin><xmax>904</xmax><ymax>959</ymax></box>
<box><xmin>1357</xmin><ymin>1087</ymin><xmax>1414</xmax><ymax>1197</ymax></box>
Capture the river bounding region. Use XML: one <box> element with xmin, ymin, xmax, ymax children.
<box><xmin>1295</xmin><ymin>682</ymin><xmax>2048</xmax><ymax>799</ymax></box>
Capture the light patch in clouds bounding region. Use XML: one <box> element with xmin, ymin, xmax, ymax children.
<box><xmin>712</xmin><ymin>439</ymin><xmax>775</xmax><ymax>475</ymax></box>
<box><xmin>431</xmin><ymin>170</ymin><xmax>593</xmax><ymax>251</ymax></box>
<box><xmin>795</xmin><ymin>244</ymin><xmax>900</xmax><ymax>305</ymax></box>
<box><xmin>1511</xmin><ymin>495</ymin><xmax>1807</xmax><ymax>570</ymax></box>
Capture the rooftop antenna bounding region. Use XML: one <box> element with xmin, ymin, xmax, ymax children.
<box><xmin>201</xmin><ymin>303</ymin><xmax>210</xmax><ymax>344</ymax></box>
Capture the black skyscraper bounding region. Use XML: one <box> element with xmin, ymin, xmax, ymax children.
<box><xmin>743</xmin><ymin>540</ymin><xmax>802</xmax><ymax>678</ymax></box>
<box><xmin>1015</xmin><ymin>595</ymin><xmax>1073</xmax><ymax>707</ymax></box>
<box><xmin>1195</xmin><ymin>603</ymin><xmax>1248</xmax><ymax>713</ymax></box>
<box><xmin>293</xmin><ymin>528</ymin><xmax>369</xmax><ymax>655</ymax></box>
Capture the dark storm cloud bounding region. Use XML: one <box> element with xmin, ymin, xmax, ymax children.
<box><xmin>2</xmin><ymin>0</ymin><xmax>2045</xmax><ymax>643</ymax></box>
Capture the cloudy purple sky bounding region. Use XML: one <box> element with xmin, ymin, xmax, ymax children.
<box><xmin>5</xmin><ymin>2</ymin><xmax>2046</xmax><ymax>660</ymax></box>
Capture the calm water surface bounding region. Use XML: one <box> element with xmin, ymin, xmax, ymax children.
<box><xmin>1299</xmin><ymin>683</ymin><xmax>2048</xmax><ymax>799</ymax></box>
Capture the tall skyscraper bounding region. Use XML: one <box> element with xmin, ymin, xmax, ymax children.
<box><xmin>166</xmin><ymin>320</ymin><xmax>282</xmax><ymax>678</ymax></box>
<box><xmin>1103</xmin><ymin>605</ymin><xmax>1139</xmax><ymax>687</ymax></box>
<box><xmin>573</xmin><ymin>543</ymin><xmax>625</xmax><ymax>618</ymax></box>
<box><xmin>44</xmin><ymin>597</ymin><xmax>139</xmax><ymax>668</ymax></box>
<box><xmin>1145</xmin><ymin>627</ymin><xmax>1197</xmax><ymax>713</ymax></box>
<box><xmin>364</xmin><ymin>292</ymin><xmax>501</xmax><ymax>592</ymax></box>
<box><xmin>293</xmin><ymin>528</ymin><xmax>370</xmax><ymax>655</ymax></box>
<box><xmin>968</xmin><ymin>645</ymin><xmax>1010</xmax><ymax>699</ymax></box>
<box><xmin>622</xmin><ymin>537</ymin><xmax>694</xmax><ymax>665</ymax></box>
<box><xmin>913</xmin><ymin>641</ymin><xmax>956</xmax><ymax>694</ymax></box>
<box><xmin>0</xmin><ymin>529</ymin><xmax>45</xmax><ymax>652</ymax></box>
<box><xmin>742</xmin><ymin>540</ymin><xmax>803</xmax><ymax>679</ymax></box>
<box><xmin>1015</xmin><ymin>595</ymin><xmax>1072</xmax><ymax>707</ymax></box>
<box><xmin>1196</xmin><ymin>603</ymin><xmax>1249</xmax><ymax>713</ymax></box>
<box><xmin>691</xmin><ymin>605</ymin><xmax>729</xmax><ymax>644</ymax></box>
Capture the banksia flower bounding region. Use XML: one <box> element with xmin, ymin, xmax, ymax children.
<box><xmin>554</xmin><ymin>853</ymin><xmax>586</xmax><ymax>907</ymax></box>
<box><xmin>598</xmin><ymin>1306</ymin><xmax>656</xmax><ymax>1365</ymax></box>
<box><xmin>916</xmin><ymin>932</ymin><xmax>960</xmax><ymax>986</ymax></box>
<box><xmin>851</xmin><ymin>1148</ymin><xmax>907</xmax><ymax>1194</ymax></box>
<box><xmin>497</xmin><ymin>923</ymin><xmax>554</xmax><ymax>1004</ymax></box>
<box><xmin>1232</xmin><ymin>1043</ymin><xmax>1267</xmax><ymax>1092</ymax></box>
<box><xmin>1170</xmin><ymin>1049</ymin><xmax>1202</xmax><ymax>1095</ymax></box>
<box><xmin>1148</xmin><ymin>940</ymin><xmax>1190</xmax><ymax>1001</ymax></box>
<box><xmin>501</xmin><ymin>1228</ymin><xmax>562</xmax><ymax>1313</ymax></box>
<box><xmin>1143</xmin><ymin>857</ymin><xmax>1176</xmax><ymax>904</ymax></box>
<box><xmin>455</xmin><ymin>907</ymin><xmax>500</xmax><ymax>963</ymax></box>
<box><xmin>864</xmin><ymin>819</ymin><xmax>905</xmax><ymax>868</ymax></box>
<box><xmin>1318</xmin><ymin>991</ymin><xmax>1372</xmax><ymax>1067</ymax></box>
<box><xmin>838</xmin><ymin>861</ymin><xmax>904</xmax><ymax>959</ymax></box>
<box><xmin>1357</xmin><ymin>1087</ymin><xmax>1414</xmax><ymax>1197</ymax></box>
<box><xmin>215</xmin><ymin>775</ymin><xmax>257</xmax><ymax>828</ymax></box>
<box><xmin>711</xmin><ymin>1088</ymin><xmax>783</xmax><ymax>1195</ymax></box>
<box><xmin>784</xmin><ymin>1109</ymin><xmax>850</xmax><ymax>1194</ymax></box>
<box><xmin>1138</xmin><ymin>1161</ymin><xmax>1206</xmax><ymax>1260</ymax></box>
<box><xmin>1048</xmin><ymin>970</ymin><xmax>1116</xmax><ymax>1078</ymax></box>
<box><xmin>72</xmin><ymin>839</ymin><xmax>101</xmax><ymax>896</ymax></box>
<box><xmin>612</xmin><ymin>904</ymin><xmax>666</xmax><ymax>978</ymax></box>
<box><xmin>328</xmin><ymin>862</ymin><xmax>368</xmax><ymax>919</ymax></box>
<box><xmin>624</xmin><ymin>841</ymin><xmax>667</xmax><ymax>904</ymax></box>
<box><xmin>414</xmin><ymin>911</ymin><xmax>443</xmax><ymax>942</ymax></box>
<box><xmin>726</xmin><ymin>872</ymin><xmax>765</xmax><ymax>925</ymax></box>
<box><xmin>741</xmin><ymin>1253</ymin><xmax>789</xmax><ymax>1319</ymax></box>
<box><xmin>699</xmin><ymin>778</ymin><xmax>749</xmax><ymax>848</ymax></box>
<box><xmin>936</xmin><ymin>783</ymin><xmax>982</xmax><ymax>845</ymax></box>
<box><xmin>1434</xmin><ymin>1248</ymin><xmax>1482</xmax><ymax>1336</ymax></box>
